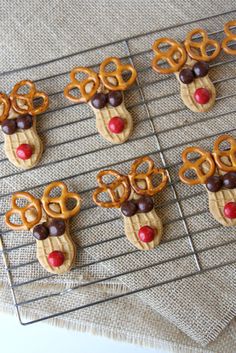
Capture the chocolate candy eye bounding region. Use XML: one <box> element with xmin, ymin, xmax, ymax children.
<box><xmin>136</xmin><ymin>196</ymin><xmax>154</xmax><ymax>213</ymax></box>
<box><xmin>33</xmin><ymin>223</ymin><xmax>49</xmax><ymax>240</ymax></box>
<box><xmin>48</xmin><ymin>219</ymin><xmax>66</xmax><ymax>236</ymax></box>
<box><xmin>107</xmin><ymin>91</ymin><xmax>123</xmax><ymax>107</ymax></box>
<box><xmin>222</xmin><ymin>172</ymin><xmax>236</xmax><ymax>189</ymax></box>
<box><xmin>16</xmin><ymin>115</ymin><xmax>33</xmax><ymax>130</ymax></box>
<box><xmin>121</xmin><ymin>200</ymin><xmax>138</xmax><ymax>217</ymax></box>
<box><xmin>193</xmin><ymin>61</ymin><xmax>209</xmax><ymax>78</ymax></box>
<box><xmin>179</xmin><ymin>68</ymin><xmax>194</xmax><ymax>84</ymax></box>
<box><xmin>91</xmin><ymin>93</ymin><xmax>107</xmax><ymax>109</ymax></box>
<box><xmin>206</xmin><ymin>175</ymin><xmax>222</xmax><ymax>192</ymax></box>
<box><xmin>1</xmin><ymin>119</ymin><xmax>17</xmax><ymax>135</ymax></box>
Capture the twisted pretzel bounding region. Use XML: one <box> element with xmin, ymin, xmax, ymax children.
<box><xmin>5</xmin><ymin>192</ymin><xmax>42</xmax><ymax>230</ymax></box>
<box><xmin>179</xmin><ymin>146</ymin><xmax>216</xmax><ymax>185</ymax></box>
<box><xmin>10</xmin><ymin>80</ymin><xmax>49</xmax><ymax>116</ymax></box>
<box><xmin>93</xmin><ymin>170</ymin><xmax>131</xmax><ymax>208</ymax></box>
<box><xmin>42</xmin><ymin>181</ymin><xmax>82</xmax><ymax>219</ymax></box>
<box><xmin>222</xmin><ymin>20</ymin><xmax>236</xmax><ymax>55</ymax></box>
<box><xmin>212</xmin><ymin>135</ymin><xmax>236</xmax><ymax>172</ymax></box>
<box><xmin>64</xmin><ymin>67</ymin><xmax>100</xmax><ymax>103</ymax></box>
<box><xmin>152</xmin><ymin>38</ymin><xmax>187</xmax><ymax>74</ymax></box>
<box><xmin>99</xmin><ymin>57</ymin><xmax>137</xmax><ymax>91</ymax></box>
<box><xmin>0</xmin><ymin>92</ymin><xmax>11</xmax><ymax>123</ymax></box>
<box><xmin>184</xmin><ymin>28</ymin><xmax>221</xmax><ymax>62</ymax></box>
<box><xmin>128</xmin><ymin>156</ymin><xmax>168</xmax><ymax>196</ymax></box>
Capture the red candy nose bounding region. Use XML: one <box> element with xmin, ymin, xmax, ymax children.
<box><xmin>48</xmin><ymin>251</ymin><xmax>65</xmax><ymax>267</ymax></box>
<box><xmin>224</xmin><ymin>202</ymin><xmax>236</xmax><ymax>219</ymax></box>
<box><xmin>16</xmin><ymin>144</ymin><xmax>33</xmax><ymax>160</ymax></box>
<box><xmin>194</xmin><ymin>88</ymin><xmax>211</xmax><ymax>104</ymax></box>
<box><xmin>108</xmin><ymin>116</ymin><xmax>125</xmax><ymax>134</ymax></box>
<box><xmin>138</xmin><ymin>226</ymin><xmax>155</xmax><ymax>243</ymax></box>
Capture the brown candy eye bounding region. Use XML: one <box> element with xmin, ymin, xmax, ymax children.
<box><xmin>91</xmin><ymin>93</ymin><xmax>107</xmax><ymax>109</ymax></box>
<box><xmin>222</xmin><ymin>172</ymin><xmax>236</xmax><ymax>189</ymax></box>
<box><xmin>107</xmin><ymin>91</ymin><xmax>123</xmax><ymax>107</ymax></box>
<box><xmin>1</xmin><ymin>119</ymin><xmax>17</xmax><ymax>135</ymax></box>
<box><xmin>48</xmin><ymin>219</ymin><xmax>66</xmax><ymax>236</ymax></box>
<box><xmin>179</xmin><ymin>68</ymin><xmax>194</xmax><ymax>84</ymax></box>
<box><xmin>136</xmin><ymin>196</ymin><xmax>154</xmax><ymax>213</ymax></box>
<box><xmin>16</xmin><ymin>115</ymin><xmax>33</xmax><ymax>130</ymax></box>
<box><xmin>121</xmin><ymin>200</ymin><xmax>138</xmax><ymax>217</ymax></box>
<box><xmin>193</xmin><ymin>61</ymin><xmax>209</xmax><ymax>78</ymax></box>
<box><xmin>33</xmin><ymin>223</ymin><xmax>49</xmax><ymax>240</ymax></box>
<box><xmin>206</xmin><ymin>175</ymin><xmax>222</xmax><ymax>192</ymax></box>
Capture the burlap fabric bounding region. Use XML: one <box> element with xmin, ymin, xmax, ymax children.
<box><xmin>0</xmin><ymin>1</ymin><xmax>236</xmax><ymax>351</ymax></box>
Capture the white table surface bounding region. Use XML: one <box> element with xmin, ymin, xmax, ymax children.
<box><xmin>0</xmin><ymin>312</ymin><xmax>170</xmax><ymax>353</ymax></box>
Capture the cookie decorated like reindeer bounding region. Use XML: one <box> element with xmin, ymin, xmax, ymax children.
<box><xmin>5</xmin><ymin>181</ymin><xmax>81</xmax><ymax>274</ymax></box>
<box><xmin>0</xmin><ymin>80</ymin><xmax>49</xmax><ymax>169</ymax></box>
<box><xmin>179</xmin><ymin>135</ymin><xmax>236</xmax><ymax>227</ymax></box>
<box><xmin>64</xmin><ymin>57</ymin><xmax>137</xmax><ymax>144</ymax></box>
<box><xmin>151</xmin><ymin>29</ymin><xmax>221</xmax><ymax>112</ymax></box>
<box><xmin>93</xmin><ymin>156</ymin><xmax>168</xmax><ymax>250</ymax></box>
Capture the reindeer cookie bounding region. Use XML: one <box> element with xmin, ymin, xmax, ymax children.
<box><xmin>93</xmin><ymin>156</ymin><xmax>168</xmax><ymax>250</ymax></box>
<box><xmin>222</xmin><ymin>20</ymin><xmax>236</xmax><ymax>55</ymax></box>
<box><xmin>64</xmin><ymin>57</ymin><xmax>137</xmax><ymax>144</ymax></box>
<box><xmin>0</xmin><ymin>80</ymin><xmax>49</xmax><ymax>169</ymax></box>
<box><xmin>5</xmin><ymin>181</ymin><xmax>81</xmax><ymax>274</ymax></box>
<box><xmin>151</xmin><ymin>29</ymin><xmax>221</xmax><ymax>113</ymax></box>
<box><xmin>179</xmin><ymin>135</ymin><xmax>236</xmax><ymax>227</ymax></box>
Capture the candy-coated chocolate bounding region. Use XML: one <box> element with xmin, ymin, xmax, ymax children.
<box><xmin>33</xmin><ymin>223</ymin><xmax>49</xmax><ymax>240</ymax></box>
<box><xmin>194</xmin><ymin>88</ymin><xmax>211</xmax><ymax>104</ymax></box>
<box><xmin>138</xmin><ymin>226</ymin><xmax>155</xmax><ymax>243</ymax></box>
<box><xmin>136</xmin><ymin>196</ymin><xmax>154</xmax><ymax>213</ymax></box>
<box><xmin>48</xmin><ymin>219</ymin><xmax>66</xmax><ymax>236</ymax></box>
<box><xmin>179</xmin><ymin>68</ymin><xmax>194</xmax><ymax>84</ymax></box>
<box><xmin>206</xmin><ymin>175</ymin><xmax>222</xmax><ymax>192</ymax></box>
<box><xmin>91</xmin><ymin>92</ymin><xmax>107</xmax><ymax>109</ymax></box>
<box><xmin>47</xmin><ymin>250</ymin><xmax>65</xmax><ymax>267</ymax></box>
<box><xmin>1</xmin><ymin>119</ymin><xmax>17</xmax><ymax>135</ymax></box>
<box><xmin>16</xmin><ymin>115</ymin><xmax>33</xmax><ymax>130</ymax></box>
<box><xmin>121</xmin><ymin>200</ymin><xmax>138</xmax><ymax>217</ymax></box>
<box><xmin>222</xmin><ymin>172</ymin><xmax>236</xmax><ymax>189</ymax></box>
<box><xmin>224</xmin><ymin>202</ymin><xmax>236</xmax><ymax>219</ymax></box>
<box><xmin>16</xmin><ymin>144</ymin><xmax>33</xmax><ymax>160</ymax></box>
<box><xmin>108</xmin><ymin>116</ymin><xmax>125</xmax><ymax>134</ymax></box>
<box><xmin>107</xmin><ymin>91</ymin><xmax>123</xmax><ymax>107</ymax></box>
<box><xmin>193</xmin><ymin>61</ymin><xmax>209</xmax><ymax>78</ymax></box>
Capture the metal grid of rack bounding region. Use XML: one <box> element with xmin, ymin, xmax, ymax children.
<box><xmin>0</xmin><ymin>9</ymin><xmax>236</xmax><ymax>325</ymax></box>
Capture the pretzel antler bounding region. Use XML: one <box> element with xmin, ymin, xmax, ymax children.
<box><xmin>128</xmin><ymin>156</ymin><xmax>168</xmax><ymax>195</ymax></box>
<box><xmin>179</xmin><ymin>146</ymin><xmax>216</xmax><ymax>185</ymax></box>
<box><xmin>64</xmin><ymin>67</ymin><xmax>100</xmax><ymax>103</ymax></box>
<box><xmin>184</xmin><ymin>28</ymin><xmax>221</xmax><ymax>62</ymax></box>
<box><xmin>212</xmin><ymin>135</ymin><xmax>236</xmax><ymax>172</ymax></box>
<box><xmin>93</xmin><ymin>170</ymin><xmax>131</xmax><ymax>208</ymax></box>
<box><xmin>10</xmin><ymin>80</ymin><xmax>49</xmax><ymax>116</ymax></box>
<box><xmin>99</xmin><ymin>57</ymin><xmax>137</xmax><ymax>91</ymax></box>
<box><xmin>5</xmin><ymin>192</ymin><xmax>42</xmax><ymax>230</ymax></box>
<box><xmin>0</xmin><ymin>92</ymin><xmax>11</xmax><ymax>124</ymax></box>
<box><xmin>152</xmin><ymin>37</ymin><xmax>187</xmax><ymax>74</ymax></box>
<box><xmin>41</xmin><ymin>181</ymin><xmax>81</xmax><ymax>219</ymax></box>
<box><xmin>222</xmin><ymin>20</ymin><xmax>236</xmax><ymax>55</ymax></box>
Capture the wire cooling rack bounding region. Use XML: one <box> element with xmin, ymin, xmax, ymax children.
<box><xmin>0</xmin><ymin>9</ymin><xmax>236</xmax><ymax>325</ymax></box>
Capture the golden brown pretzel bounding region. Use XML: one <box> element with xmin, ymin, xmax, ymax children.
<box><xmin>179</xmin><ymin>146</ymin><xmax>216</xmax><ymax>185</ymax></box>
<box><xmin>5</xmin><ymin>192</ymin><xmax>42</xmax><ymax>230</ymax></box>
<box><xmin>64</xmin><ymin>67</ymin><xmax>100</xmax><ymax>103</ymax></box>
<box><xmin>222</xmin><ymin>20</ymin><xmax>236</xmax><ymax>55</ymax></box>
<box><xmin>128</xmin><ymin>156</ymin><xmax>168</xmax><ymax>195</ymax></box>
<box><xmin>212</xmin><ymin>135</ymin><xmax>236</xmax><ymax>172</ymax></box>
<box><xmin>93</xmin><ymin>170</ymin><xmax>131</xmax><ymax>208</ymax></box>
<box><xmin>42</xmin><ymin>181</ymin><xmax>82</xmax><ymax>219</ymax></box>
<box><xmin>99</xmin><ymin>57</ymin><xmax>137</xmax><ymax>91</ymax></box>
<box><xmin>184</xmin><ymin>28</ymin><xmax>221</xmax><ymax>62</ymax></box>
<box><xmin>152</xmin><ymin>37</ymin><xmax>187</xmax><ymax>74</ymax></box>
<box><xmin>0</xmin><ymin>92</ymin><xmax>11</xmax><ymax>123</ymax></box>
<box><xmin>10</xmin><ymin>80</ymin><xmax>49</xmax><ymax>116</ymax></box>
